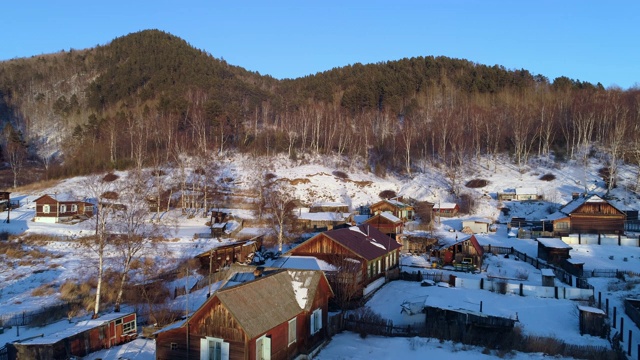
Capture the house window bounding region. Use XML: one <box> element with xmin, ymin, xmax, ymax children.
<box><xmin>310</xmin><ymin>308</ymin><xmax>322</xmax><ymax>335</ymax></box>
<box><xmin>43</xmin><ymin>205</ymin><xmax>50</xmax><ymax>214</ymax></box>
<box><xmin>60</xmin><ymin>204</ymin><xmax>67</xmax><ymax>213</ymax></box>
<box><xmin>122</xmin><ymin>320</ymin><xmax>136</xmax><ymax>334</ymax></box>
<box><xmin>256</xmin><ymin>335</ymin><xmax>271</xmax><ymax>360</ymax></box>
<box><xmin>71</xmin><ymin>204</ymin><xmax>78</xmax><ymax>212</ymax></box>
<box><xmin>170</xmin><ymin>343</ymin><xmax>178</xmax><ymax>350</ymax></box>
<box><xmin>288</xmin><ymin>318</ymin><xmax>297</xmax><ymax>346</ymax></box>
<box><xmin>200</xmin><ymin>337</ymin><xmax>229</xmax><ymax>360</ymax></box>
<box><xmin>115</xmin><ymin>319</ymin><xmax>122</xmax><ymax>325</ymax></box>
<box><xmin>377</xmin><ymin>259</ymin><xmax>381</xmax><ymax>274</ymax></box>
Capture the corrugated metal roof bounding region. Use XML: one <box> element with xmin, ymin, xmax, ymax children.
<box><xmin>322</xmin><ymin>225</ymin><xmax>401</xmax><ymax>261</ymax></box>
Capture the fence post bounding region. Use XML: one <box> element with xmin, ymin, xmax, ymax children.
<box><xmin>480</xmin><ymin>278</ymin><xmax>484</xmax><ymax>290</ymax></box>
<box><xmin>598</xmin><ymin>233</ymin><xmax>601</xmax><ymax>245</ymax></box>
<box><xmin>628</xmin><ymin>330</ymin><xmax>632</xmax><ymax>356</ymax></box>
<box><xmin>519</xmin><ymin>283</ymin><xmax>523</xmax><ymax>296</ymax></box>
<box><xmin>480</xmin><ymin>301</ymin><xmax>483</xmax><ymax>313</ymax></box>
<box><xmin>598</xmin><ymin>292</ymin><xmax>602</xmax><ymax>309</ymax></box>
<box><xmin>554</xmin><ymin>286</ymin><xmax>558</xmax><ymax>299</ymax></box>
<box><xmin>621</xmin><ymin>317</ymin><xmax>624</xmax><ymax>341</ymax></box>
<box><xmin>613</xmin><ymin>307</ymin><xmax>617</xmax><ymax>328</ymax></box>
<box><xmin>607</xmin><ymin>299</ymin><xmax>610</xmax><ymax>315</ymax></box>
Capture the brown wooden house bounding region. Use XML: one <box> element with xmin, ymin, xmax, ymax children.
<box><xmin>363</xmin><ymin>212</ymin><xmax>404</xmax><ymax>239</ymax></box>
<box><xmin>434</xmin><ymin>234</ymin><xmax>484</xmax><ymax>269</ymax></box>
<box><xmin>369</xmin><ymin>199</ymin><xmax>414</xmax><ymax>221</ymax></box>
<box><xmin>433</xmin><ymin>202</ymin><xmax>459</xmax><ymax>218</ymax></box>
<box><xmin>287</xmin><ymin>225</ymin><xmax>402</xmax><ymax>290</ymax></box>
<box><xmin>8</xmin><ymin>312</ymin><xmax>136</xmax><ymax>360</ymax></box>
<box><xmin>547</xmin><ymin>194</ymin><xmax>626</xmax><ymax>235</ymax></box>
<box><xmin>33</xmin><ymin>194</ymin><xmax>94</xmax><ymax>223</ymax></box>
<box><xmin>155</xmin><ymin>269</ymin><xmax>333</xmax><ymax>360</ymax></box>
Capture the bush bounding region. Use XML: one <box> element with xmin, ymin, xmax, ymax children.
<box><xmin>101</xmin><ymin>191</ymin><xmax>119</xmax><ymax>200</ymax></box>
<box><xmin>379</xmin><ymin>189</ymin><xmax>397</xmax><ymax>200</ymax></box>
<box><xmin>332</xmin><ymin>170</ymin><xmax>349</xmax><ymax>180</ymax></box>
<box><xmin>103</xmin><ymin>172</ymin><xmax>119</xmax><ymax>182</ymax></box>
<box><xmin>514</xmin><ymin>268</ymin><xmax>529</xmax><ymax>281</ymax></box>
<box><xmin>465</xmin><ymin>179</ymin><xmax>489</xmax><ymax>188</ymax></box>
<box><xmin>539</xmin><ymin>173</ymin><xmax>556</xmax><ymax>181</ymax></box>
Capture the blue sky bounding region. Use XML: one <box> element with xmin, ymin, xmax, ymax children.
<box><xmin>4</xmin><ymin>1</ymin><xmax>639</xmax><ymax>89</ymax></box>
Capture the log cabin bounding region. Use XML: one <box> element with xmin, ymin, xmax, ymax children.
<box><xmin>363</xmin><ymin>211</ymin><xmax>404</xmax><ymax>239</ymax></box>
<box><xmin>155</xmin><ymin>269</ymin><xmax>333</xmax><ymax>360</ymax></box>
<box><xmin>369</xmin><ymin>199</ymin><xmax>414</xmax><ymax>221</ymax></box>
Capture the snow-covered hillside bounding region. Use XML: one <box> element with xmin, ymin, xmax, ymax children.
<box><xmin>1</xmin><ymin>153</ymin><xmax>640</xmax><ymax>359</ymax></box>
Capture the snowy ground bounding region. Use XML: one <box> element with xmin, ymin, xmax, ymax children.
<box><xmin>1</xmin><ymin>153</ymin><xmax>640</xmax><ymax>359</ymax></box>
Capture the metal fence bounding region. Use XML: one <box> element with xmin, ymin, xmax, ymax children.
<box><xmin>0</xmin><ymin>301</ymin><xmax>80</xmax><ymax>327</ymax></box>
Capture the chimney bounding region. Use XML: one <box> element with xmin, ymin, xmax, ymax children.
<box><xmin>572</xmin><ymin>192</ymin><xmax>579</xmax><ymax>200</ymax></box>
<box><xmin>253</xmin><ymin>266</ymin><xmax>264</xmax><ymax>278</ymax></box>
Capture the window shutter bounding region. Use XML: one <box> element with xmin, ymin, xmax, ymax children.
<box><xmin>221</xmin><ymin>341</ymin><xmax>230</xmax><ymax>360</ymax></box>
<box><xmin>200</xmin><ymin>338</ymin><xmax>208</xmax><ymax>359</ymax></box>
<box><xmin>263</xmin><ymin>337</ymin><xmax>271</xmax><ymax>360</ymax></box>
<box><xmin>310</xmin><ymin>312</ymin><xmax>316</xmax><ymax>334</ymax></box>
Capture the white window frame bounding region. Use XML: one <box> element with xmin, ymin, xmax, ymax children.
<box><xmin>310</xmin><ymin>308</ymin><xmax>322</xmax><ymax>335</ymax></box>
<box><xmin>43</xmin><ymin>204</ymin><xmax>50</xmax><ymax>214</ymax></box>
<box><xmin>122</xmin><ymin>320</ymin><xmax>136</xmax><ymax>334</ymax></box>
<box><xmin>71</xmin><ymin>204</ymin><xmax>78</xmax><ymax>212</ymax></box>
<box><xmin>256</xmin><ymin>335</ymin><xmax>271</xmax><ymax>360</ymax></box>
<box><xmin>60</xmin><ymin>204</ymin><xmax>67</xmax><ymax>213</ymax></box>
<box><xmin>288</xmin><ymin>318</ymin><xmax>297</xmax><ymax>346</ymax></box>
<box><xmin>200</xmin><ymin>337</ymin><xmax>229</xmax><ymax>360</ymax></box>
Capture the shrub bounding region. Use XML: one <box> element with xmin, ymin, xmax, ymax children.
<box><xmin>514</xmin><ymin>268</ymin><xmax>529</xmax><ymax>281</ymax></box>
<box><xmin>103</xmin><ymin>172</ymin><xmax>119</xmax><ymax>182</ymax></box>
<box><xmin>539</xmin><ymin>173</ymin><xmax>556</xmax><ymax>181</ymax></box>
<box><xmin>465</xmin><ymin>179</ymin><xmax>489</xmax><ymax>188</ymax></box>
<box><xmin>264</xmin><ymin>173</ymin><xmax>277</xmax><ymax>182</ymax></box>
<box><xmin>101</xmin><ymin>191</ymin><xmax>119</xmax><ymax>200</ymax></box>
<box><xmin>32</xmin><ymin>284</ymin><xmax>57</xmax><ymax>297</ymax></box>
<box><xmin>332</xmin><ymin>170</ymin><xmax>349</xmax><ymax>180</ymax></box>
<box><xmin>379</xmin><ymin>189</ymin><xmax>397</xmax><ymax>199</ymax></box>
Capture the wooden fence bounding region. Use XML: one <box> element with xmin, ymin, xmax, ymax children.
<box><xmin>0</xmin><ymin>301</ymin><xmax>81</xmax><ymax>327</ymax></box>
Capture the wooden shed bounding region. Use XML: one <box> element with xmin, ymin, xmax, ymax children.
<box><xmin>155</xmin><ymin>269</ymin><xmax>333</xmax><ymax>360</ymax></box>
<box><xmin>424</xmin><ymin>305</ymin><xmax>516</xmax><ymax>344</ymax></box>
<box><xmin>195</xmin><ymin>236</ymin><xmax>263</xmax><ymax>272</ymax></box>
<box><xmin>578</xmin><ymin>306</ymin><xmax>607</xmax><ymax>338</ymax></box>
<box><xmin>9</xmin><ymin>312</ymin><xmax>136</xmax><ymax>360</ymax></box>
<box><xmin>435</xmin><ymin>234</ymin><xmax>484</xmax><ymax>270</ymax></box>
<box><xmin>536</xmin><ymin>237</ymin><xmax>572</xmax><ymax>264</ymax></box>
<box><xmin>541</xmin><ymin>268</ymin><xmax>555</xmax><ymax>287</ymax></box>
<box><xmin>433</xmin><ymin>202</ymin><xmax>459</xmax><ymax>218</ymax></box>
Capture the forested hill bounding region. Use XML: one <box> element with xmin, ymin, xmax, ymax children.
<box><xmin>0</xmin><ymin>29</ymin><xmax>638</xmax><ymax>185</ymax></box>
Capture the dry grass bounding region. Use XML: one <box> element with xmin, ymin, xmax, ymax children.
<box><xmin>12</xmin><ymin>179</ymin><xmax>62</xmax><ymax>193</ymax></box>
<box><xmin>31</xmin><ymin>283</ymin><xmax>57</xmax><ymax>297</ymax></box>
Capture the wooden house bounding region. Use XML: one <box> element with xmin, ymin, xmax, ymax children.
<box><xmin>8</xmin><ymin>312</ymin><xmax>136</xmax><ymax>360</ymax></box>
<box><xmin>369</xmin><ymin>199</ymin><xmax>414</xmax><ymax>221</ymax></box>
<box><xmin>434</xmin><ymin>234</ymin><xmax>484</xmax><ymax>270</ymax></box>
<box><xmin>155</xmin><ymin>269</ymin><xmax>333</xmax><ymax>360</ymax></box>
<box><xmin>296</xmin><ymin>211</ymin><xmax>350</xmax><ymax>231</ymax></box>
<box><xmin>536</xmin><ymin>237</ymin><xmax>572</xmax><ymax>264</ymax></box>
<box><xmin>287</xmin><ymin>225</ymin><xmax>402</xmax><ymax>291</ymax></box>
<box><xmin>498</xmin><ymin>187</ymin><xmax>541</xmax><ymax>201</ymax></box>
<box><xmin>546</xmin><ymin>194</ymin><xmax>626</xmax><ymax>235</ymax></box>
<box><xmin>33</xmin><ymin>194</ymin><xmax>94</xmax><ymax>223</ymax></box>
<box><xmin>195</xmin><ymin>236</ymin><xmax>263</xmax><ymax>272</ymax></box>
<box><xmin>397</xmin><ymin>234</ymin><xmax>438</xmax><ymax>254</ymax></box>
<box><xmin>363</xmin><ymin>212</ymin><xmax>404</xmax><ymax>239</ymax></box>
<box><xmin>433</xmin><ymin>202</ymin><xmax>459</xmax><ymax>218</ymax></box>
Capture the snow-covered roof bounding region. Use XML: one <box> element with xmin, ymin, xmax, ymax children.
<box><xmin>297</xmin><ymin>212</ymin><xmax>349</xmax><ymax>221</ymax></box>
<box><xmin>536</xmin><ymin>237</ymin><xmax>572</xmax><ymax>249</ymax></box>
<box><xmin>578</xmin><ymin>305</ymin><xmax>605</xmax><ymax>315</ymax></box>
<box><xmin>271</xmin><ymin>255</ymin><xmax>338</xmax><ymax>271</ymax></box>
<box><xmin>20</xmin><ymin>312</ymin><xmax>135</xmax><ymax>345</ymax></box>
<box><xmin>541</xmin><ymin>269</ymin><xmax>555</xmax><ymax>276</ymax></box>
<box><xmin>379</xmin><ymin>211</ymin><xmax>401</xmax><ymax>223</ymax></box>
<box><xmin>544</xmin><ymin>211</ymin><xmax>569</xmax><ymax>221</ymax></box>
<box><xmin>311</xmin><ymin>201</ymin><xmax>348</xmax><ymax>208</ymax></box>
<box><xmin>516</xmin><ymin>187</ymin><xmax>538</xmax><ymax>195</ymax></box>
<box><xmin>434</xmin><ymin>202</ymin><xmax>457</xmax><ymax>210</ymax></box>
